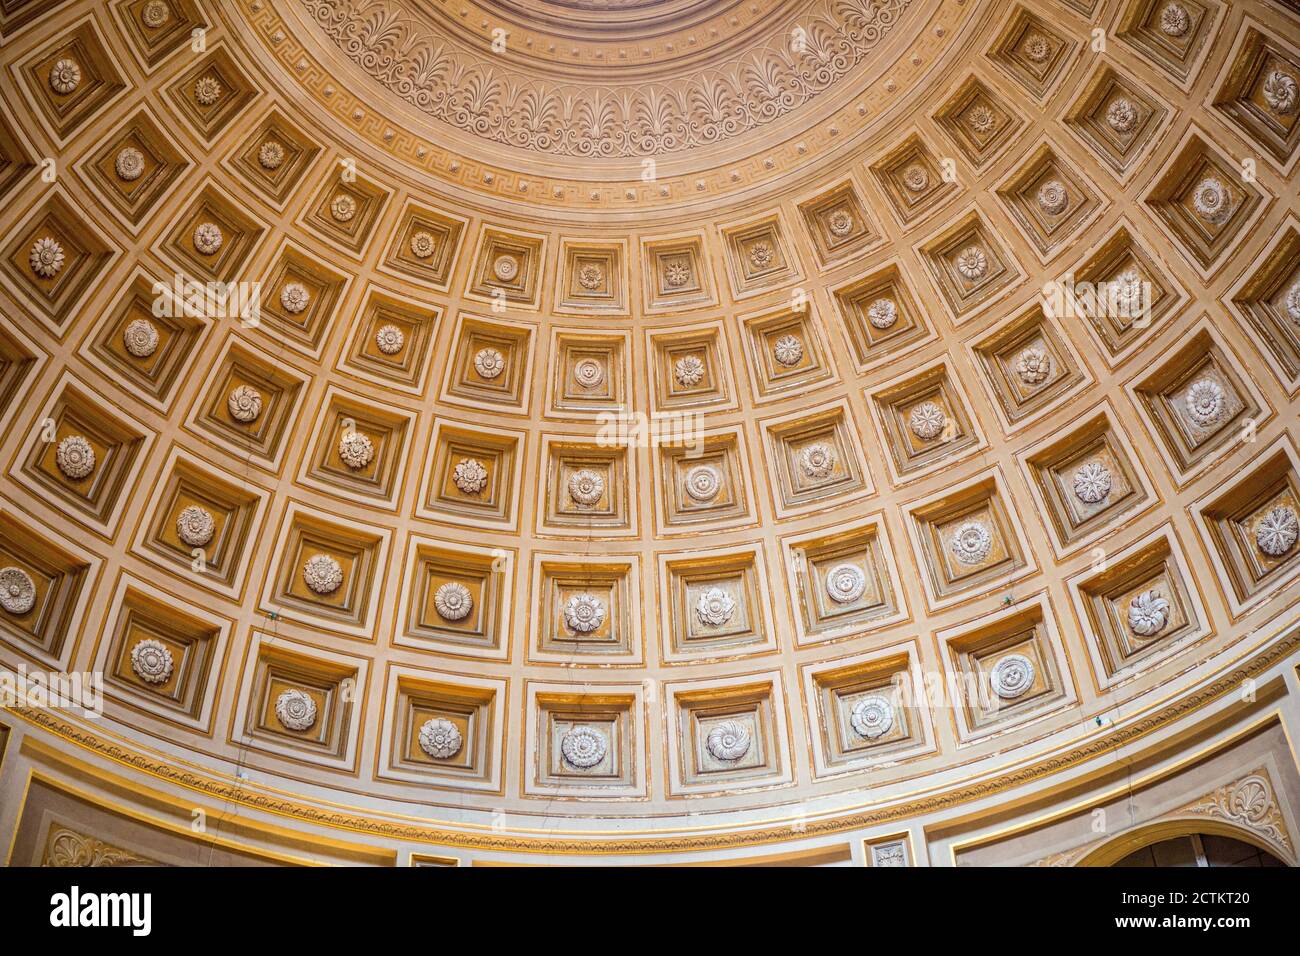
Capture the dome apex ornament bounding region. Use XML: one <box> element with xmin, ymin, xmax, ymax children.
<box><xmin>122</xmin><ymin>318</ymin><xmax>159</xmax><ymax>358</ymax></box>
<box><xmin>193</xmin><ymin>75</ymin><xmax>222</xmax><ymax>106</ymax></box>
<box><xmin>1106</xmin><ymin>97</ymin><xmax>1139</xmax><ymax>133</ymax></box>
<box><xmin>55</xmin><ymin>435</ymin><xmax>95</xmax><ymax>480</ymax></box>
<box><xmin>474</xmin><ymin>347</ymin><xmax>505</xmax><ymax>379</ymax></box>
<box><xmin>799</xmin><ymin>442</ymin><xmax>836</xmax><ymax>479</ymax></box>
<box><xmin>773</xmin><ymin>334</ymin><xmax>804</xmax><ymax>367</ymax></box>
<box><xmin>193</xmin><ymin>222</ymin><xmax>223</xmax><ymax>256</ymax></box>
<box><xmin>0</xmin><ymin>568</ymin><xmax>36</xmax><ymax>616</ymax></box>
<box><xmin>695</xmin><ymin>587</ymin><xmax>736</xmax><ymax>627</ymax></box>
<box><xmin>1185</xmin><ymin>379</ymin><xmax>1227</xmax><ymax>428</ymax></box>
<box><xmin>114</xmin><ymin>147</ymin><xmax>146</xmax><ymax>181</ymax></box>
<box><xmin>950</xmin><ymin>521</ymin><xmax>993</xmax><ymax>566</ymax></box>
<box><xmin>706</xmin><ymin>720</ymin><xmax>751</xmax><ymax>762</ymax></box>
<box><xmin>329</xmin><ymin>193</ymin><xmax>357</xmax><ymax>222</ymax></box>
<box><xmin>258</xmin><ymin>140</ymin><xmax>285</xmax><ymax>170</ymax></box>
<box><xmin>956</xmin><ymin>246</ymin><xmax>988</xmax><ymax>280</ymax></box>
<box><xmin>338</xmin><ymin>429</ymin><xmax>374</xmax><ymax>470</ymax></box>
<box><xmin>573</xmin><ymin>358</ymin><xmax>605</xmax><ymax>389</ymax></box>
<box><xmin>279</xmin><ymin>282</ymin><xmax>310</xmax><ymax>314</ymax></box>
<box><xmin>434</xmin><ymin>582</ymin><xmax>473</xmax><ymax>621</ymax></box>
<box><xmin>867</xmin><ymin>297</ymin><xmax>898</xmax><ymax>330</ymax></box>
<box><xmin>1016</xmin><ymin>346</ymin><xmax>1052</xmax><ymax>385</ymax></box>
<box><xmin>375</xmin><ymin>324</ymin><xmax>405</xmax><ymax>355</ymax></box>
<box><xmin>1128</xmin><ymin>590</ymin><xmax>1170</xmax><ymax>637</ymax></box>
<box><xmin>1036</xmin><ymin>180</ymin><xmax>1069</xmax><ymax>215</ymax></box>
<box><xmin>227</xmin><ymin>384</ymin><xmax>262</xmax><ymax>423</ymax></box>
<box><xmin>1159</xmin><ymin>2</ymin><xmax>1190</xmax><ymax>37</ymax></box>
<box><xmin>130</xmin><ymin>639</ymin><xmax>173</xmax><ymax>685</ymax></box>
<box><xmin>303</xmin><ymin>554</ymin><xmax>344</xmax><ymax>595</ymax></box>
<box><xmin>684</xmin><ymin>464</ymin><xmax>721</xmax><ymax>503</ymax></box>
<box><xmin>850</xmin><ymin>696</ymin><xmax>893</xmax><ymax>739</ymax></box>
<box><xmin>1256</xmin><ymin>506</ymin><xmax>1299</xmax><ymax>558</ymax></box>
<box><xmin>275</xmin><ymin>689</ymin><xmax>318</xmax><ymax>732</ymax></box>
<box><xmin>567</xmin><ymin>469</ymin><xmax>605</xmax><ymax>507</ymax></box>
<box><xmin>1072</xmin><ymin>461</ymin><xmax>1113</xmax><ymax>504</ymax></box>
<box><xmin>29</xmin><ymin>237</ymin><xmax>64</xmax><ymax>278</ymax></box>
<box><xmin>673</xmin><ymin>355</ymin><xmax>705</xmax><ymax>387</ymax></box>
<box><xmin>560</xmin><ymin>726</ymin><xmax>607</xmax><ymax>769</ymax></box>
<box><xmin>418</xmin><ymin>718</ymin><xmax>463</xmax><ymax>759</ymax></box>
<box><xmin>990</xmin><ymin>654</ymin><xmax>1035</xmax><ymax>700</ymax></box>
<box><xmin>563</xmin><ymin>593</ymin><xmax>605</xmax><ymax>634</ymax></box>
<box><xmin>1263</xmin><ymin>70</ymin><xmax>1298</xmax><ymax>114</ymax></box>
<box><xmin>49</xmin><ymin>59</ymin><xmax>81</xmax><ymax>95</ymax></box>
<box><xmin>909</xmin><ymin>401</ymin><xmax>947</xmax><ymax>441</ymax></box>
<box><xmin>452</xmin><ymin>458</ymin><xmax>488</xmax><ymax>494</ymax></box>
<box><xmin>825</xmin><ymin>563</ymin><xmax>867</xmax><ymax>604</ymax></box>
<box><xmin>176</xmin><ymin>505</ymin><xmax>215</xmax><ymax>547</ymax></box>
<box><xmin>1191</xmin><ymin>177</ymin><xmax>1232</xmax><ymax>224</ymax></box>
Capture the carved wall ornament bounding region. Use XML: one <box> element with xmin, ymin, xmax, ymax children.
<box><xmin>684</xmin><ymin>464</ymin><xmax>722</xmax><ymax>503</ymax></box>
<box><xmin>193</xmin><ymin>222</ymin><xmax>223</xmax><ymax>256</ymax></box>
<box><xmin>748</xmin><ymin>241</ymin><xmax>775</xmax><ymax>269</ymax></box>
<box><xmin>577</xmin><ymin>263</ymin><xmax>604</xmax><ymax>290</ymax></box>
<box><xmin>1184</xmin><ymin>772</ymin><xmax>1293</xmax><ymax>856</ymax></box>
<box><xmin>1192</xmin><ymin>177</ymin><xmax>1232</xmax><ymax>225</ymax></box>
<box><xmin>130</xmin><ymin>638</ymin><xmax>174</xmax><ymax>684</ymax></box>
<box><xmin>664</xmin><ymin>261</ymin><xmax>692</xmax><ymax>287</ymax></box>
<box><xmin>674</xmin><ymin>355</ymin><xmax>705</xmax><ymax>387</ymax></box>
<box><xmin>44</xmin><ymin>827</ymin><xmax>152</xmax><ymax>868</ymax></box>
<box><xmin>49</xmin><ymin>59</ymin><xmax>81</xmax><ymax>95</ymax></box>
<box><xmin>280</xmin><ymin>282</ymin><xmax>310</xmax><ymax>314</ymax></box>
<box><xmin>258</xmin><ymin>140</ymin><xmax>286</xmax><ymax>170</ymax></box>
<box><xmin>329</xmin><ymin>193</ymin><xmax>357</xmax><ymax>222</ymax></box>
<box><xmin>828</xmin><ymin>208</ymin><xmax>855</xmax><ymax>236</ymax></box>
<box><xmin>909</xmin><ymin>400</ymin><xmax>947</xmax><ymax>440</ymax></box>
<box><xmin>492</xmin><ymin>254</ymin><xmax>519</xmax><ymax>281</ymax></box>
<box><xmin>966</xmin><ymin>104</ymin><xmax>996</xmax><ymax>135</ymax></box>
<box><xmin>1286</xmin><ymin>281</ymin><xmax>1300</xmax><ymax>324</ymax></box>
<box><xmin>303</xmin><ymin>553</ymin><xmax>344</xmax><ymax>595</ymax></box>
<box><xmin>274</xmin><ymin>688</ymin><xmax>318</xmax><ymax>731</ymax></box>
<box><xmin>902</xmin><ymin>163</ymin><xmax>929</xmax><ymax>192</ymax></box>
<box><xmin>302</xmin><ymin>0</ymin><xmax>912</xmax><ymax>159</ymax></box>
<box><xmin>418</xmin><ymin>717</ymin><xmax>463</xmax><ymax>759</ymax></box>
<box><xmin>561</xmin><ymin>725</ymin><xmax>607</xmax><ymax>769</ymax></box>
<box><xmin>695</xmin><ymin>586</ymin><xmax>736</xmax><ymax>627</ymax></box>
<box><xmin>176</xmin><ymin>504</ymin><xmax>215</xmax><ymax>547</ymax></box>
<box><xmin>873</xmin><ymin>843</ymin><xmax>907</xmax><ymax>866</ymax></box>
<box><xmin>114</xmin><ymin>147</ymin><xmax>146</xmax><ymax>181</ymax></box>
<box><xmin>0</xmin><ymin>567</ymin><xmax>36</xmax><ymax>615</ymax></box>
<box><xmin>573</xmin><ymin>358</ymin><xmax>605</xmax><ymax>388</ymax></box>
<box><xmin>1159</xmin><ymin>2</ymin><xmax>1190</xmax><ymax>37</ymax></box>
<box><xmin>452</xmin><ymin>457</ymin><xmax>488</xmax><ymax>494</ymax></box>
<box><xmin>338</xmin><ymin>429</ymin><xmax>374</xmax><ymax>469</ymax></box>
<box><xmin>142</xmin><ymin>0</ymin><xmax>171</xmax><ymax>29</ymax></box>
<box><xmin>122</xmin><ymin>318</ymin><xmax>159</xmax><ymax>358</ymax></box>
<box><xmin>773</xmin><ymin>334</ymin><xmax>804</xmax><ymax>367</ymax></box>
<box><xmin>55</xmin><ymin>435</ymin><xmax>95</xmax><ymax>480</ymax></box>
<box><xmin>193</xmin><ymin>76</ymin><xmax>222</xmax><ymax>106</ymax></box>
<box><xmin>799</xmin><ymin>442</ymin><xmax>837</xmax><ymax>479</ymax></box>
<box><xmin>563</xmin><ymin>592</ymin><xmax>605</xmax><ymax>633</ymax></box>
<box><xmin>825</xmin><ymin>562</ymin><xmax>867</xmax><ymax>604</ymax></box>
<box><xmin>867</xmin><ymin>297</ymin><xmax>898</xmax><ymax>329</ymax></box>
<box><xmin>850</xmin><ymin>695</ymin><xmax>893</xmax><ymax>739</ymax></box>
<box><xmin>989</xmin><ymin>653</ymin><xmax>1035</xmax><ymax>699</ymax></box>
<box><xmin>29</xmin><ymin>237</ymin><xmax>65</xmax><ymax>278</ymax></box>
<box><xmin>434</xmin><ymin>581</ymin><xmax>473</xmax><ymax>621</ymax></box>
<box><xmin>949</xmin><ymin>520</ymin><xmax>993</xmax><ymax>565</ymax></box>
<box><xmin>706</xmin><ymin>720</ymin><xmax>752</xmax><ymax>761</ymax></box>
<box><xmin>956</xmin><ymin>245</ymin><xmax>988</xmax><ymax>280</ymax></box>
<box><xmin>1255</xmin><ymin>506</ymin><xmax>1299</xmax><ymax>557</ymax></box>
<box><xmin>474</xmin><ymin>347</ymin><xmax>505</xmax><ymax>379</ymax></box>
<box><xmin>1185</xmin><ymin>378</ymin><xmax>1226</xmax><ymax>427</ymax></box>
<box><xmin>1127</xmin><ymin>589</ymin><xmax>1170</xmax><ymax>637</ymax></box>
<box><xmin>1037</xmin><ymin>180</ymin><xmax>1069</xmax><ymax>215</ymax></box>
<box><xmin>409</xmin><ymin>230</ymin><xmax>436</xmax><ymax>258</ymax></box>
<box><xmin>1263</xmin><ymin>70</ymin><xmax>1298</xmax><ymax>115</ymax></box>
<box><xmin>1072</xmin><ymin>460</ymin><xmax>1113</xmax><ymax>504</ymax></box>
<box><xmin>375</xmin><ymin>323</ymin><xmax>405</xmax><ymax>354</ymax></box>
<box><xmin>567</xmin><ymin>468</ymin><xmax>605</xmax><ymax>506</ymax></box>
<box><xmin>1017</xmin><ymin>346</ymin><xmax>1052</xmax><ymax>385</ymax></box>
<box><xmin>227</xmin><ymin>384</ymin><xmax>263</xmax><ymax>423</ymax></box>
<box><xmin>1106</xmin><ymin>97</ymin><xmax>1139</xmax><ymax>133</ymax></box>
<box><xmin>1022</xmin><ymin>34</ymin><xmax>1051</xmax><ymax>63</ymax></box>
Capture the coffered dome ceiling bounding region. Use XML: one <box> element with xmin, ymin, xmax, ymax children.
<box><xmin>1</xmin><ymin>0</ymin><xmax>1299</xmax><ymax>866</ymax></box>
